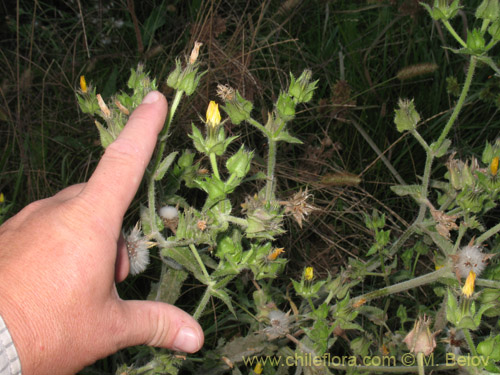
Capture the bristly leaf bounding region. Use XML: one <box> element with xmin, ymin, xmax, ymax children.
<box><xmin>211</xmin><ymin>288</ymin><xmax>236</xmax><ymax>316</ymax></box>
<box><xmin>154</xmin><ymin>151</ymin><xmax>178</xmax><ymax>181</ymax></box>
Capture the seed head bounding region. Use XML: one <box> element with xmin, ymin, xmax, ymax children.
<box><xmin>453</xmin><ymin>245</ymin><xmax>490</xmax><ymax>279</ymax></box>
<box><xmin>125</xmin><ymin>223</ymin><xmax>154</xmax><ymax>275</ymax></box>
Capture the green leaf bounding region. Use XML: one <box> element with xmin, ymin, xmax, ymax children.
<box><xmin>273</xmin><ymin>130</ymin><xmax>302</xmax><ymax>144</ymax></box>
<box><xmin>211</xmin><ymin>288</ymin><xmax>236</xmax><ymax>316</ymax></box>
<box><xmin>430</xmin><ymin>139</ymin><xmax>452</xmax><ymax>157</ymax></box>
<box><xmin>154</xmin><ymin>151</ymin><xmax>178</xmax><ymax>181</ymax></box>
<box><xmin>390</xmin><ymin>184</ymin><xmax>423</xmax><ymax>197</ymax></box>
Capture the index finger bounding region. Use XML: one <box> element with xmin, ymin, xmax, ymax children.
<box><xmin>81</xmin><ymin>91</ymin><xmax>168</xmax><ymax>229</ymax></box>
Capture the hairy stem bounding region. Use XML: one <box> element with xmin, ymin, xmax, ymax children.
<box><xmin>209</xmin><ymin>152</ymin><xmax>221</xmax><ymax>180</ymax></box>
<box><xmin>266</xmin><ymin>139</ymin><xmax>277</xmax><ymax>202</ymax></box>
<box><xmin>160</xmin><ymin>89</ymin><xmax>183</xmax><ymax>141</ymax></box>
<box><xmin>351</xmin><ymin>266</ymin><xmax>450</xmax><ymax>305</ymax></box>
<box><xmin>189</xmin><ymin>243</ymin><xmax>211</xmax><ymax>282</ymax></box>
<box><xmin>442</xmin><ymin>20</ymin><xmax>467</xmax><ymax>48</ymax></box>
<box><xmin>463</xmin><ymin>328</ymin><xmax>477</xmax><ymax>357</ymax></box>
<box><xmin>193</xmin><ymin>286</ymin><xmax>212</xmax><ymax>321</ymax></box>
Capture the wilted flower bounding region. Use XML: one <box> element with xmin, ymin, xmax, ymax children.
<box><xmin>267</xmin><ymin>247</ymin><xmax>285</xmax><ymax>261</ymax></box>
<box><xmin>443</xmin><ymin>327</ymin><xmax>465</xmax><ymax>355</ymax></box>
<box><xmin>280</xmin><ymin>188</ymin><xmax>315</xmax><ymax>228</ymax></box>
<box><xmin>462</xmin><ymin>270</ymin><xmax>476</xmax><ymax>298</ymax></box>
<box><xmin>189</xmin><ymin>41</ymin><xmax>203</xmax><ymax>65</ymax></box>
<box><xmin>403</xmin><ymin>315</ymin><xmax>440</xmax><ymax>356</ymax></box>
<box><xmin>452</xmin><ymin>244</ymin><xmax>492</xmax><ymax>279</ymax></box>
<box><xmin>430</xmin><ymin>207</ymin><xmax>459</xmax><ymax>239</ymax></box>
<box><xmin>263</xmin><ymin>309</ymin><xmax>290</xmax><ymax>340</ymax></box>
<box><xmin>159</xmin><ymin>205</ymin><xmax>179</xmax><ymax>234</ymax></box>
<box><xmin>125</xmin><ymin>223</ymin><xmax>155</xmax><ymax>275</ymax></box>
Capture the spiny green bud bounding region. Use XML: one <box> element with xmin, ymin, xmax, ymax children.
<box><xmin>467</xmin><ymin>29</ymin><xmax>486</xmax><ymax>54</ymax></box>
<box><xmin>276</xmin><ymin>92</ymin><xmax>295</xmax><ymax>122</ymax></box>
<box><xmin>394</xmin><ymin>98</ymin><xmax>420</xmax><ymax>132</ymax></box>
<box><xmin>226</xmin><ymin>146</ymin><xmax>253</xmax><ymax>178</ymax></box>
<box><xmin>476</xmin><ymin>0</ymin><xmax>499</xmax><ymax>21</ymax></box>
<box><xmin>166</xmin><ymin>58</ymin><xmax>205</xmax><ymax>96</ymax></box>
<box><xmin>421</xmin><ymin>0</ymin><xmax>462</xmax><ymax>21</ymax></box>
<box><xmin>221</xmin><ymin>90</ymin><xmax>253</xmax><ymax>125</ymax></box>
<box><xmin>488</xmin><ymin>19</ymin><xmax>500</xmax><ymax>40</ymax></box>
<box><xmin>482</xmin><ymin>139</ymin><xmax>500</xmax><ymax>166</ymax></box>
<box><xmin>288</xmin><ymin>69</ymin><xmax>318</xmax><ymax>103</ymax></box>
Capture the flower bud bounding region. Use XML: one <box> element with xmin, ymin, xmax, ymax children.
<box><xmin>276</xmin><ymin>92</ymin><xmax>295</xmax><ymax>122</ymax></box>
<box><xmin>403</xmin><ymin>315</ymin><xmax>439</xmax><ymax>356</ymax></box>
<box><xmin>305</xmin><ymin>267</ymin><xmax>314</xmax><ymax>281</ymax></box>
<box><xmin>226</xmin><ymin>146</ymin><xmax>253</xmax><ymax>178</ymax></box>
<box><xmin>220</xmin><ymin>89</ymin><xmax>253</xmax><ymax>125</ymax></box>
<box><xmin>491</xmin><ymin>156</ymin><xmax>499</xmax><ymax>176</ymax></box>
<box><xmin>421</xmin><ymin>0</ymin><xmax>462</xmax><ymax>21</ymax></box>
<box><xmin>80</xmin><ymin>75</ymin><xmax>87</xmax><ymax>93</ymax></box>
<box><xmin>476</xmin><ymin>0</ymin><xmax>499</xmax><ymax>21</ymax></box>
<box><xmin>467</xmin><ymin>29</ymin><xmax>486</xmax><ymax>54</ymax></box>
<box><xmin>206</xmin><ymin>101</ymin><xmax>221</xmax><ymax>129</ymax></box>
<box><xmin>461</xmin><ymin>270</ymin><xmax>476</xmax><ymax>298</ymax></box>
<box><xmin>488</xmin><ymin>19</ymin><xmax>500</xmax><ymax>40</ymax></box>
<box><xmin>288</xmin><ymin>69</ymin><xmax>318</xmax><ymax>103</ymax></box>
<box><xmin>394</xmin><ymin>98</ymin><xmax>420</xmax><ymax>133</ymax></box>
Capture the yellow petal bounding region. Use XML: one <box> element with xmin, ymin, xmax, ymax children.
<box><xmin>267</xmin><ymin>247</ymin><xmax>285</xmax><ymax>261</ymax></box>
<box><xmin>206</xmin><ymin>101</ymin><xmax>221</xmax><ymax>128</ymax></box>
<box><xmin>305</xmin><ymin>266</ymin><xmax>314</xmax><ymax>281</ymax></box>
<box><xmin>491</xmin><ymin>156</ymin><xmax>499</xmax><ymax>176</ymax></box>
<box><xmin>462</xmin><ymin>270</ymin><xmax>476</xmax><ymax>298</ymax></box>
<box><xmin>254</xmin><ymin>362</ymin><xmax>263</xmax><ymax>374</ymax></box>
<box><xmin>80</xmin><ymin>75</ymin><xmax>87</xmax><ymax>93</ymax></box>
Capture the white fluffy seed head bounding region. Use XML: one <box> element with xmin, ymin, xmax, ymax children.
<box><xmin>455</xmin><ymin>245</ymin><xmax>487</xmax><ymax>278</ymax></box>
<box><xmin>125</xmin><ymin>224</ymin><xmax>150</xmax><ymax>275</ymax></box>
<box><xmin>159</xmin><ymin>205</ymin><xmax>178</xmax><ymax>220</ymax></box>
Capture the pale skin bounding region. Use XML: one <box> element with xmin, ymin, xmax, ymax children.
<box><xmin>0</xmin><ymin>91</ymin><xmax>204</xmax><ymax>374</ymax></box>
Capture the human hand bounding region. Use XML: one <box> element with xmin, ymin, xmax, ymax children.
<box><xmin>0</xmin><ymin>91</ymin><xmax>203</xmax><ymax>374</ymax></box>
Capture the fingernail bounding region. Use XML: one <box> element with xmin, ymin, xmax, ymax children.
<box><xmin>142</xmin><ymin>91</ymin><xmax>161</xmax><ymax>104</ymax></box>
<box><xmin>172</xmin><ymin>327</ymin><xmax>201</xmax><ymax>353</ymax></box>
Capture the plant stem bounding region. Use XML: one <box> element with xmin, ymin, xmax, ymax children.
<box><xmin>265</xmin><ymin>139</ymin><xmax>277</xmax><ymax>201</ymax></box>
<box><xmin>436</xmin><ymin>56</ymin><xmax>477</xmax><ymax>147</ymax></box>
<box><xmin>411</xmin><ymin>129</ymin><xmax>431</xmax><ymax>153</ymax></box>
<box><xmin>442</xmin><ymin>20</ymin><xmax>467</xmax><ymax>48</ymax></box>
<box><xmin>351</xmin><ymin>266</ymin><xmax>450</xmax><ymax>305</ymax></box>
<box><xmin>189</xmin><ymin>243</ymin><xmax>211</xmax><ymax>282</ymax></box>
<box><xmin>247</xmin><ymin>117</ymin><xmax>269</xmax><ymax>137</ymax></box>
<box><xmin>417</xmin><ymin>352</ymin><xmax>425</xmax><ymax>375</ymax></box>
<box><xmin>209</xmin><ymin>152</ymin><xmax>221</xmax><ymax>180</ymax></box>
<box><xmin>160</xmin><ymin>89</ymin><xmax>183</xmax><ymax>141</ymax></box>
<box><xmin>222</xmin><ymin>214</ymin><xmax>248</xmax><ymax>228</ymax></box>
<box><xmin>193</xmin><ymin>286</ymin><xmax>212</xmax><ymax>320</ymax></box>
<box><xmin>477</xmin><ymin>220</ymin><xmax>500</xmax><ymax>244</ymax></box>
<box><xmin>463</xmin><ymin>328</ymin><xmax>478</xmax><ymax>357</ymax></box>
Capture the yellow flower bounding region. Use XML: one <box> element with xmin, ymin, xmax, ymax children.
<box><xmin>206</xmin><ymin>101</ymin><xmax>221</xmax><ymax>129</ymax></box>
<box><xmin>305</xmin><ymin>266</ymin><xmax>314</xmax><ymax>281</ymax></box>
<box><xmin>491</xmin><ymin>156</ymin><xmax>499</xmax><ymax>176</ymax></box>
<box><xmin>462</xmin><ymin>270</ymin><xmax>476</xmax><ymax>298</ymax></box>
<box><xmin>0</xmin><ymin>192</ymin><xmax>4</xmax><ymax>203</ymax></box>
<box><xmin>267</xmin><ymin>247</ymin><xmax>285</xmax><ymax>261</ymax></box>
<box><xmin>253</xmin><ymin>362</ymin><xmax>263</xmax><ymax>374</ymax></box>
<box><xmin>80</xmin><ymin>75</ymin><xmax>87</xmax><ymax>93</ymax></box>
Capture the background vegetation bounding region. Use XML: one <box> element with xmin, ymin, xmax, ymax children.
<box><xmin>2</xmin><ymin>0</ymin><xmax>500</xmax><ymax>373</ymax></box>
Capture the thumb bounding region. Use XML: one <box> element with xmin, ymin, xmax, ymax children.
<box><xmin>116</xmin><ymin>300</ymin><xmax>204</xmax><ymax>353</ymax></box>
